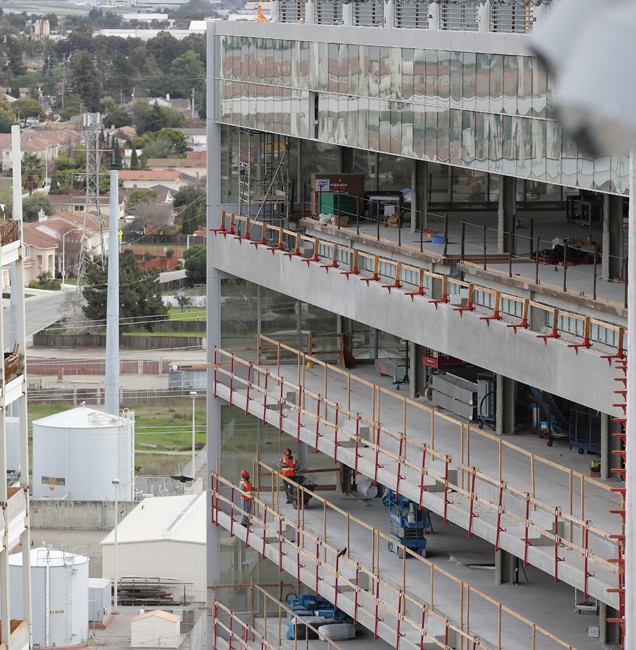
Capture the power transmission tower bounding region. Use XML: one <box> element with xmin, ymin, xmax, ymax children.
<box><xmin>76</xmin><ymin>112</ymin><xmax>105</xmax><ymax>282</ymax></box>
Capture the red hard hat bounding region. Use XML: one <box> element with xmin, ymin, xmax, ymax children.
<box><xmin>284</xmin><ymin>448</ymin><xmax>292</xmax><ymax>456</ymax></box>
<box><xmin>240</xmin><ymin>470</ymin><xmax>249</xmax><ymax>479</ymax></box>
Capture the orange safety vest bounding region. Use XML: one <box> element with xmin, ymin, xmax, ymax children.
<box><xmin>239</xmin><ymin>479</ymin><xmax>253</xmax><ymax>500</ymax></box>
<box><xmin>281</xmin><ymin>456</ymin><xmax>298</xmax><ymax>477</ymax></box>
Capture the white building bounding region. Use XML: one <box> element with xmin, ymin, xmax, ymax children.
<box><xmin>131</xmin><ymin>610</ymin><xmax>182</xmax><ymax>648</ymax></box>
<box><xmin>102</xmin><ymin>493</ymin><xmax>206</xmax><ymax>604</ymax></box>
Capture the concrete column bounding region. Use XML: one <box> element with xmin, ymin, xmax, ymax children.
<box><xmin>495</xmin><ymin>374</ymin><xmax>515</xmax><ymax>436</ymax></box>
<box><xmin>599</xmin><ymin>602</ymin><xmax>621</xmax><ymax>644</ymax></box>
<box><xmin>600</xmin><ymin>412</ymin><xmax>610</xmax><ymax>479</ymax></box>
<box><xmin>477</xmin><ymin>0</ymin><xmax>490</xmax><ymax>33</ymax></box>
<box><xmin>609</xmin><ymin>416</ymin><xmax>624</xmax><ymax>475</ymax></box>
<box><xmin>384</xmin><ymin>0</ymin><xmax>395</xmax><ymax>28</ymax></box>
<box><xmin>270</xmin><ymin>0</ymin><xmax>280</xmax><ymax>22</ymax></box>
<box><xmin>408</xmin><ymin>341</ymin><xmax>417</xmax><ymax>400</ymax></box>
<box><xmin>305</xmin><ymin>0</ymin><xmax>315</xmax><ymax>24</ymax></box>
<box><xmin>601</xmin><ymin>194</ymin><xmax>624</xmax><ymax>280</ymax></box>
<box><xmin>412</xmin><ymin>160</ymin><xmax>429</xmax><ymax>232</ymax></box>
<box><xmin>497</xmin><ymin>176</ymin><xmax>516</xmax><ymax>254</ymax></box>
<box><xmin>427</xmin><ymin>3</ymin><xmax>440</xmax><ymax>30</ymax></box>
<box><xmin>205</xmin><ymin>20</ymin><xmax>222</xmax><ymax>636</ymax></box>
<box><xmin>341</xmin><ymin>147</ymin><xmax>354</xmax><ymax>174</ymax></box>
<box><xmin>495</xmin><ymin>549</ymin><xmax>514</xmax><ymax>584</ymax></box>
<box><xmin>342</xmin><ymin>2</ymin><xmax>353</xmax><ymax>26</ymax></box>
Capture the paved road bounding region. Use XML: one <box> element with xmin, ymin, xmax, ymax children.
<box><xmin>2</xmin><ymin>288</ymin><xmax>68</xmax><ymax>345</ymax></box>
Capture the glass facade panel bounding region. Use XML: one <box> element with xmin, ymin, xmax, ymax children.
<box><xmin>449</xmin><ymin>50</ymin><xmax>462</xmax><ymax>108</ymax></box>
<box><xmin>217</xmin><ymin>36</ymin><xmax>629</xmax><ymax>194</ymax></box>
<box><xmin>462</xmin><ymin>52</ymin><xmax>476</xmax><ymax>112</ymax></box>
<box><xmin>503</xmin><ymin>54</ymin><xmax>518</xmax><ymax>114</ymax></box>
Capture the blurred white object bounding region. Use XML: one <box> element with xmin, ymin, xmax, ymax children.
<box><xmin>530</xmin><ymin>0</ymin><xmax>636</xmax><ymax>155</ymax></box>
<box><xmin>554</xmin><ymin>3</ymin><xmax>636</xmax><ymax>155</ymax></box>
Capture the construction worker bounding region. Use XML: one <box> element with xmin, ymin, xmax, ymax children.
<box><xmin>239</xmin><ymin>469</ymin><xmax>253</xmax><ymax>527</ymax></box>
<box><xmin>279</xmin><ymin>448</ymin><xmax>299</xmax><ymax>504</ymax></box>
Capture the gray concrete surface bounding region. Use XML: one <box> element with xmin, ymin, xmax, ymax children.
<box><xmin>212</xmin><ymin>233</ymin><xmax>619</xmax><ymax>416</ymax></box>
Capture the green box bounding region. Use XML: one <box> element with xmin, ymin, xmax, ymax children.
<box><xmin>318</xmin><ymin>192</ymin><xmax>353</xmax><ymax>217</ymax></box>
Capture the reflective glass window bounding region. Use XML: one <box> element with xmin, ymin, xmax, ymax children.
<box><xmin>490</xmin><ymin>54</ymin><xmax>503</xmax><ymax>113</ymax></box>
<box><xmin>437</xmin><ymin>109</ymin><xmax>449</xmax><ymax>162</ymax></box>
<box><xmin>379</xmin><ymin>47</ymin><xmax>391</xmax><ymax>98</ymax></box>
<box><xmin>390</xmin><ymin>47</ymin><xmax>403</xmax><ymax>100</ymax></box>
<box><xmin>449</xmin><ymin>109</ymin><xmax>462</xmax><ymax>165</ymax></box>
<box><xmin>449</xmin><ymin>50</ymin><xmax>462</xmax><ymax>107</ymax></box>
<box><xmin>401</xmin><ymin>102</ymin><xmax>414</xmax><ymax>157</ymax></box>
<box><xmin>368</xmin><ymin>46</ymin><xmax>380</xmax><ymax>98</ymax></box>
<box><xmin>379</xmin><ymin>99</ymin><xmax>391</xmax><ymax>151</ymax></box>
<box><xmin>438</xmin><ymin>50</ymin><xmax>450</xmax><ymax>105</ymax></box>
<box><xmin>503</xmin><ymin>54</ymin><xmax>518</xmax><ymax>114</ymax></box>
<box><xmin>517</xmin><ymin>56</ymin><xmax>532</xmax><ymax>116</ymax></box>
<box><xmin>461</xmin><ymin>111</ymin><xmax>475</xmax><ymax>165</ymax></box>
<box><xmin>424</xmin><ymin>109</ymin><xmax>436</xmax><ymax>160</ymax></box>
<box><xmin>402</xmin><ymin>48</ymin><xmax>414</xmax><ymax>102</ymax></box>
<box><xmin>413</xmin><ymin>50</ymin><xmax>426</xmax><ymax>105</ymax></box>
<box><xmin>462</xmin><ymin>52</ymin><xmax>476</xmax><ymax>111</ymax></box>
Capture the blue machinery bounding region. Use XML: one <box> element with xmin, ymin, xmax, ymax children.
<box><xmin>383</xmin><ymin>490</ymin><xmax>433</xmax><ymax>559</ymax></box>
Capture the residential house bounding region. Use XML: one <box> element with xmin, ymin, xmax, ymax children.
<box><xmin>118</xmin><ymin>169</ymin><xmax>186</xmax><ymax>192</ymax></box>
<box><xmin>0</xmin><ymin>127</ymin><xmax>83</xmax><ymax>173</ymax></box>
<box><xmin>47</xmin><ymin>190</ymin><xmax>125</xmax><ymax>219</ymax></box>
<box><xmin>176</xmin><ymin>128</ymin><xmax>206</xmax><ymax>150</ymax></box>
<box><xmin>22</xmin><ymin>222</ymin><xmax>58</xmax><ymax>284</ymax></box>
<box><xmin>123</xmin><ymin>185</ymin><xmax>176</xmax><ymax>231</ymax></box>
<box><xmin>145</xmin><ymin>157</ymin><xmax>206</xmax><ymax>180</ymax></box>
<box><xmin>35</xmin><ymin>212</ymin><xmax>110</xmax><ymax>275</ymax></box>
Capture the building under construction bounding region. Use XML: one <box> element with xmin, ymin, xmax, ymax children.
<box><xmin>205</xmin><ymin>4</ymin><xmax>628</xmax><ymax>647</ymax></box>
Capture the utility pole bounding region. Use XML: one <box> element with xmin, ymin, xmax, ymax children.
<box><xmin>191</xmin><ymin>88</ymin><xmax>195</xmax><ymax>124</ymax></box>
<box><xmin>61</xmin><ymin>54</ymin><xmax>65</xmax><ymax>109</ymax></box>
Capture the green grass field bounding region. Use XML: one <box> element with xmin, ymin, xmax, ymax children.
<box><xmin>169</xmin><ymin>307</ymin><xmax>206</xmax><ymax>321</ymax></box>
<box><xmin>28</xmin><ymin>400</ymin><xmax>207</xmax><ymax>476</ymax></box>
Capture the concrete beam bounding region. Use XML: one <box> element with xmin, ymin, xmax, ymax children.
<box><xmin>212</xmin><ymin>236</ymin><xmax>619</xmax><ymax>416</ymax></box>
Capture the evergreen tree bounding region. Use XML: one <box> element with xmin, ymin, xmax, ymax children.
<box><xmin>130</xmin><ymin>147</ymin><xmax>140</xmax><ymax>169</ymax></box>
<box><xmin>82</xmin><ymin>250</ymin><xmax>168</xmax><ymax>332</ymax></box>
<box><xmin>69</xmin><ymin>50</ymin><xmax>101</xmax><ymax>112</ymax></box>
<box><xmin>111</xmin><ymin>137</ymin><xmax>122</xmax><ymax>169</ymax></box>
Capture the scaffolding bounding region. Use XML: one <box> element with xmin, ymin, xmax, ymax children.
<box><xmin>211</xmin><ymin>336</ymin><xmax>620</xmax><ymax>611</ymax></box>
<box><xmin>237</xmin><ymin>130</ymin><xmax>290</xmax><ymax>226</ymax></box>
<box><xmin>211</xmin><ymin>466</ymin><xmax>579</xmax><ymax>649</ymax></box>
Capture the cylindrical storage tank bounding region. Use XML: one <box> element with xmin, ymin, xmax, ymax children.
<box><xmin>10</xmin><ymin>547</ymin><xmax>89</xmax><ymax>648</ymax></box>
<box><xmin>32</xmin><ymin>405</ymin><xmax>134</xmax><ymax>501</ymax></box>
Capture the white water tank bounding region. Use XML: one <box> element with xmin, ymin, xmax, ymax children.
<box><xmin>10</xmin><ymin>547</ymin><xmax>89</xmax><ymax>648</ymax></box>
<box><xmin>32</xmin><ymin>405</ymin><xmax>135</xmax><ymax>501</ymax></box>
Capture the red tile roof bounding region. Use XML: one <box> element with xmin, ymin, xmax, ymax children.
<box><xmin>119</xmin><ymin>170</ymin><xmax>180</xmax><ymax>180</ymax></box>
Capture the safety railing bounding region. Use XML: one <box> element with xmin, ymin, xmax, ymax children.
<box><xmin>211</xmin><ymin>469</ymin><xmax>577</xmax><ymax>650</ymax></box>
<box><xmin>212</xmin><ymin>591</ymin><xmax>353</xmax><ymax>649</ymax></box>
<box><xmin>211</xmin><ymin>212</ymin><xmax>627</xmax><ymax>357</ymax></box>
<box><xmin>212</xmin><ymin>338</ymin><xmax>620</xmax><ymax>602</ymax></box>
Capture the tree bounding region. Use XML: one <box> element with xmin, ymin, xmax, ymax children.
<box><xmin>13</xmin><ymin>98</ymin><xmax>43</xmax><ymax>124</ymax></box>
<box><xmin>130</xmin><ymin>147</ymin><xmax>140</xmax><ymax>169</ymax></box>
<box><xmin>22</xmin><ymin>192</ymin><xmax>52</xmax><ymax>221</ymax></box>
<box><xmin>173</xmin><ymin>184</ymin><xmax>205</xmax><ymax>235</ymax></box>
<box><xmin>82</xmin><ymin>250</ymin><xmax>168</xmax><ymax>332</ymax></box>
<box><xmin>138</xmin><ymin>104</ymin><xmax>186</xmax><ymax>135</ymax></box>
<box><xmin>104</xmin><ymin>103</ymin><xmax>132</xmax><ymax>129</ymax></box>
<box><xmin>140</xmin><ymin>129</ymin><xmax>190</xmax><ymax>162</ymax></box>
<box><xmin>22</xmin><ymin>153</ymin><xmax>44</xmax><ymax>194</ymax></box>
<box><xmin>69</xmin><ymin>50</ymin><xmax>101</xmax><ymax>112</ymax></box>
<box><xmin>183</xmin><ymin>244</ymin><xmax>206</xmax><ymax>286</ymax></box>
<box><xmin>0</xmin><ymin>108</ymin><xmax>15</xmax><ymax>133</ymax></box>
<box><xmin>169</xmin><ymin>50</ymin><xmax>205</xmax><ymax>99</ymax></box>
<box><xmin>127</xmin><ymin>188</ymin><xmax>158</xmax><ymax>212</ymax></box>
